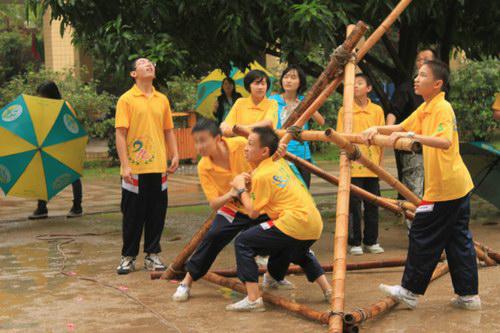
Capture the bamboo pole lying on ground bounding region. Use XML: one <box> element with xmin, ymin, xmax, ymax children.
<box><xmin>474</xmin><ymin>244</ymin><xmax>497</xmax><ymax>267</ymax></box>
<box><xmin>203</xmin><ymin>272</ymin><xmax>331</xmax><ymax>324</ymax></box>
<box><xmin>324</xmin><ymin>129</ymin><xmax>421</xmax><ymax>206</ymax></box>
<box><xmin>159</xmin><ymin>212</ymin><xmax>216</xmax><ymax>280</ymax></box>
<box><xmin>282</xmin><ymin>22</ymin><xmax>368</xmax><ymax>129</ymax></box>
<box><xmin>343</xmin><ymin>262</ymin><xmax>450</xmax><ymax>328</ymax></box>
<box><xmin>329</xmin><ymin>24</ymin><xmax>357</xmax><ymax>333</ymax></box>
<box><xmin>275</xmin><ymin>129</ymin><xmax>422</xmax><ymax>153</ymax></box>
<box><xmin>474</xmin><ymin>241</ymin><xmax>500</xmax><ymax>263</ymax></box>
<box><xmin>232</xmin><ymin>125</ymin><xmax>416</xmax><ymax>220</ymax></box>
<box><xmin>279</xmin><ymin>0</ymin><xmax>415</xmax><ymax>148</ymax></box>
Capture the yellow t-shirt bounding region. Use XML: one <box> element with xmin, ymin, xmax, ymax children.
<box><xmin>401</xmin><ymin>92</ymin><xmax>473</xmax><ymax>202</ymax></box>
<box><xmin>492</xmin><ymin>93</ymin><xmax>500</xmax><ymax>111</ymax></box>
<box><xmin>115</xmin><ymin>85</ymin><xmax>174</xmax><ymax>174</ymax></box>
<box><xmin>251</xmin><ymin>158</ymin><xmax>323</xmax><ymax>240</ymax></box>
<box><xmin>336</xmin><ymin>99</ymin><xmax>385</xmax><ymax>177</ymax></box>
<box><xmin>224</xmin><ymin>97</ymin><xmax>278</xmax><ymax>128</ymax></box>
<box><xmin>198</xmin><ymin>137</ymin><xmax>251</xmax><ymax>213</ymax></box>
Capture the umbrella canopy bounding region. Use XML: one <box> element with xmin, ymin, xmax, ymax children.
<box><xmin>460</xmin><ymin>141</ymin><xmax>500</xmax><ymax>209</ymax></box>
<box><xmin>0</xmin><ymin>95</ymin><xmax>88</xmax><ymax>201</ymax></box>
<box><xmin>195</xmin><ymin>61</ymin><xmax>275</xmax><ymax>118</ymax></box>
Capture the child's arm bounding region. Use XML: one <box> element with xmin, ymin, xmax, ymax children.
<box><xmin>388</xmin><ymin>132</ymin><xmax>451</xmax><ymax>150</ymax></box>
<box><xmin>208</xmin><ymin>189</ymin><xmax>240</xmax><ymax>211</ymax></box>
<box><xmin>311</xmin><ymin>111</ymin><xmax>325</xmax><ymax>126</ymax></box>
<box><xmin>232</xmin><ymin>174</ymin><xmax>261</xmax><ymax>219</ymax></box>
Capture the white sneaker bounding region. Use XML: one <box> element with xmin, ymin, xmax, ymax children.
<box><xmin>349</xmin><ymin>246</ymin><xmax>363</xmax><ymax>255</ymax></box>
<box><xmin>324</xmin><ymin>289</ymin><xmax>332</xmax><ymax>303</ymax></box>
<box><xmin>144</xmin><ymin>253</ymin><xmax>166</xmax><ymax>271</ymax></box>
<box><xmin>255</xmin><ymin>256</ymin><xmax>269</xmax><ymax>266</ymax></box>
<box><xmin>364</xmin><ymin>243</ymin><xmax>385</xmax><ymax>254</ymax></box>
<box><xmin>379</xmin><ymin>284</ymin><xmax>418</xmax><ymax>309</ymax></box>
<box><xmin>262</xmin><ymin>274</ymin><xmax>295</xmax><ymax>290</ymax></box>
<box><xmin>451</xmin><ymin>295</ymin><xmax>481</xmax><ymax>310</ymax></box>
<box><xmin>172</xmin><ymin>284</ymin><xmax>191</xmax><ymax>302</ymax></box>
<box><xmin>226</xmin><ymin>296</ymin><xmax>266</xmax><ymax>312</ymax></box>
<box><xmin>116</xmin><ymin>256</ymin><xmax>136</xmax><ymax>275</ymax></box>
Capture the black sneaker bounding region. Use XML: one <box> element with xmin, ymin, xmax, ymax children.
<box><xmin>67</xmin><ymin>206</ymin><xmax>83</xmax><ymax>218</ymax></box>
<box><xmin>28</xmin><ymin>207</ymin><xmax>48</xmax><ymax>220</ymax></box>
<box><xmin>117</xmin><ymin>256</ymin><xmax>136</xmax><ymax>275</ymax></box>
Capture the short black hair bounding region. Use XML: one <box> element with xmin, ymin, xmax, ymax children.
<box><xmin>423</xmin><ymin>59</ymin><xmax>449</xmax><ymax>92</ymax></box>
<box><xmin>243</xmin><ymin>70</ymin><xmax>271</xmax><ymax>93</ymax></box>
<box><xmin>36</xmin><ymin>81</ymin><xmax>62</xmax><ymax>99</ymax></box>
<box><xmin>280</xmin><ymin>65</ymin><xmax>307</xmax><ymax>94</ymax></box>
<box><xmin>355</xmin><ymin>73</ymin><xmax>372</xmax><ymax>87</ymax></box>
<box><xmin>129</xmin><ymin>58</ymin><xmax>139</xmax><ymax>72</ymax></box>
<box><xmin>252</xmin><ymin>126</ymin><xmax>279</xmax><ymax>156</ymax></box>
<box><xmin>418</xmin><ymin>48</ymin><xmax>439</xmax><ymax>60</ymax></box>
<box><xmin>192</xmin><ymin>118</ymin><xmax>222</xmax><ymax>137</ymax></box>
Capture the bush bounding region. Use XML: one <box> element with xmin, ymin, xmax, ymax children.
<box><xmin>449</xmin><ymin>59</ymin><xmax>499</xmax><ymax>142</ymax></box>
<box><xmin>0</xmin><ymin>31</ymin><xmax>36</xmax><ymax>83</ymax></box>
<box><xmin>0</xmin><ymin>67</ymin><xmax>117</xmax><ymax>139</ymax></box>
<box><xmin>309</xmin><ymin>91</ymin><xmax>344</xmax><ymax>153</ymax></box>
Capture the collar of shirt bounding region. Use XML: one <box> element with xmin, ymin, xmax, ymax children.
<box><xmin>256</xmin><ymin>157</ymin><xmax>274</xmax><ymax>172</ymax></box>
<box><xmin>421</xmin><ymin>92</ymin><xmax>446</xmax><ymax>114</ymax></box>
<box><xmin>274</xmin><ymin>94</ymin><xmax>304</xmax><ymax>107</ymax></box>
<box><xmin>131</xmin><ymin>84</ymin><xmax>159</xmax><ymax>98</ymax></box>
<box><xmin>247</xmin><ymin>97</ymin><xmax>272</xmax><ymax>111</ymax></box>
<box><xmin>353</xmin><ymin>98</ymin><xmax>373</xmax><ymax>114</ymax></box>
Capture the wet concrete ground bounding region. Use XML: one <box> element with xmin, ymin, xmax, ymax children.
<box><xmin>0</xmin><ymin>197</ymin><xmax>499</xmax><ymax>333</ymax></box>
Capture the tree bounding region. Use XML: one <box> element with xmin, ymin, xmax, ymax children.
<box><xmin>29</xmin><ymin>0</ymin><xmax>498</xmax><ymax>94</ymax></box>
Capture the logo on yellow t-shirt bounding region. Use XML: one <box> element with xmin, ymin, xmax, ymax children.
<box><xmin>272</xmin><ymin>175</ymin><xmax>289</xmax><ymax>189</ymax></box>
<box><xmin>128</xmin><ymin>136</ymin><xmax>155</xmax><ymax>166</ymax></box>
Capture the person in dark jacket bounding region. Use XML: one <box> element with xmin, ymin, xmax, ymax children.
<box><xmin>214</xmin><ymin>77</ymin><xmax>242</xmax><ymax>125</ymax></box>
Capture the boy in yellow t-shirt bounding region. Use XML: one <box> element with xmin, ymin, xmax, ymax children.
<box><xmin>225</xmin><ymin>127</ymin><xmax>331</xmax><ymax>312</ymax></box>
<box><xmin>363</xmin><ymin>60</ymin><xmax>480</xmax><ymax>310</ymax></box>
<box><xmin>172</xmin><ymin>119</ymin><xmax>270</xmax><ymax>302</ymax></box>
<box><xmin>220</xmin><ymin>70</ymin><xmax>278</xmax><ymax>136</ymax></box>
<box><xmin>115</xmin><ymin>58</ymin><xmax>179</xmax><ymax>275</ymax></box>
<box><xmin>337</xmin><ymin>74</ymin><xmax>385</xmax><ymax>256</ymax></box>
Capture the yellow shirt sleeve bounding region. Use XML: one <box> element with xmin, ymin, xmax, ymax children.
<box><xmin>223</xmin><ymin>98</ymin><xmax>241</xmax><ymax>127</ymax></box>
<box><xmin>198</xmin><ymin>165</ymin><xmax>219</xmax><ymax>202</ymax></box>
<box><xmin>265</xmin><ymin>100</ymin><xmax>279</xmax><ymax>128</ymax></box>
<box><xmin>115</xmin><ymin>96</ymin><xmax>130</xmax><ymax>129</ymax></box>
<box><xmin>251</xmin><ymin>173</ymin><xmax>272</xmax><ymax>212</ymax></box>
<box><xmin>493</xmin><ymin>93</ymin><xmax>500</xmax><ymax>111</ymax></box>
<box><xmin>163</xmin><ymin>96</ymin><xmax>174</xmax><ymax>130</ymax></box>
<box><xmin>431</xmin><ymin>106</ymin><xmax>454</xmax><ymax>141</ymax></box>
<box><xmin>400</xmin><ymin>110</ymin><xmax>421</xmax><ymax>133</ymax></box>
<box><xmin>336</xmin><ymin>107</ymin><xmax>344</xmax><ymax>132</ymax></box>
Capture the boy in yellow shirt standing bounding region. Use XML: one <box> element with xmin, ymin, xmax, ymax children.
<box><xmin>226</xmin><ymin>127</ymin><xmax>331</xmax><ymax>312</ymax></box>
<box><xmin>337</xmin><ymin>74</ymin><xmax>385</xmax><ymax>256</ymax></box>
<box><xmin>172</xmin><ymin>119</ymin><xmax>269</xmax><ymax>301</ymax></box>
<box><xmin>115</xmin><ymin>58</ymin><xmax>179</xmax><ymax>274</ymax></box>
<box><xmin>363</xmin><ymin>60</ymin><xmax>480</xmax><ymax>310</ymax></box>
<box><xmin>220</xmin><ymin>70</ymin><xmax>278</xmax><ymax>135</ymax></box>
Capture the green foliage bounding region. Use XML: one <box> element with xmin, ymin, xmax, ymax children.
<box><xmin>0</xmin><ymin>31</ymin><xmax>35</xmax><ymax>83</ymax></box>
<box><xmin>160</xmin><ymin>74</ymin><xmax>198</xmax><ymax>113</ymax></box>
<box><xmin>449</xmin><ymin>59</ymin><xmax>499</xmax><ymax>142</ymax></box>
<box><xmin>0</xmin><ymin>67</ymin><xmax>116</xmax><ymax>139</ymax></box>
<box><xmin>310</xmin><ymin>91</ymin><xmax>344</xmax><ymax>153</ymax></box>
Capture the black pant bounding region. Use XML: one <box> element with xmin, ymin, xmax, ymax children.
<box><xmin>293</xmin><ymin>161</ymin><xmax>312</xmax><ymax>189</ymax></box>
<box><xmin>349</xmin><ymin>177</ymin><xmax>380</xmax><ymax>246</ymax></box>
<box><xmin>121</xmin><ymin>173</ymin><xmax>168</xmax><ymax>257</ymax></box>
<box><xmin>235</xmin><ymin>223</ymin><xmax>324</xmax><ymax>283</ymax></box>
<box><xmin>402</xmin><ymin>193</ymin><xmax>478</xmax><ymax>295</ymax></box>
<box><xmin>186</xmin><ymin>212</ymin><xmax>268</xmax><ymax>281</ymax></box>
<box><xmin>38</xmin><ymin>179</ymin><xmax>82</xmax><ymax>209</ymax></box>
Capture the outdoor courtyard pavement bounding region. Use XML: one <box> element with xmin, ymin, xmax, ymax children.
<box><xmin>0</xmin><ymin>151</ymin><xmax>398</xmax><ymax>223</ymax></box>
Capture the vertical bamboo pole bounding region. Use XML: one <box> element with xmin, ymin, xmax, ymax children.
<box><xmin>329</xmin><ymin>25</ymin><xmax>357</xmax><ymax>333</ymax></box>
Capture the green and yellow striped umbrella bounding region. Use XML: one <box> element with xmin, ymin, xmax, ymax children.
<box><xmin>0</xmin><ymin>95</ymin><xmax>88</xmax><ymax>200</ymax></box>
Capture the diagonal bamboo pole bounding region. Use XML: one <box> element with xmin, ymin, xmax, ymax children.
<box><xmin>329</xmin><ymin>24</ymin><xmax>357</xmax><ymax>333</ymax></box>
<box><xmin>232</xmin><ymin>125</ymin><xmax>416</xmax><ymax>219</ymax></box>
<box><xmin>279</xmin><ymin>0</ymin><xmax>414</xmax><ymax>147</ymax></box>
<box><xmin>473</xmin><ymin>241</ymin><xmax>500</xmax><ymax>264</ymax></box>
<box><xmin>160</xmin><ymin>212</ymin><xmax>216</xmax><ymax>280</ymax></box>
<box><xmin>474</xmin><ymin>244</ymin><xmax>497</xmax><ymax>267</ymax></box>
<box><xmin>275</xmin><ymin>129</ymin><xmax>422</xmax><ymax>153</ymax></box>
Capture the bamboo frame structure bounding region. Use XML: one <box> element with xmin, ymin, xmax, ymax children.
<box><xmin>474</xmin><ymin>244</ymin><xmax>497</xmax><ymax>267</ymax></box>
<box><xmin>275</xmin><ymin>129</ymin><xmax>422</xmax><ymax>153</ymax></box>
<box><xmin>160</xmin><ymin>212</ymin><xmax>216</xmax><ymax>280</ymax></box>
<box><xmin>474</xmin><ymin>241</ymin><xmax>500</xmax><ymax>263</ymax></box>
<box><xmin>329</xmin><ymin>24</ymin><xmax>357</xmax><ymax>333</ymax></box>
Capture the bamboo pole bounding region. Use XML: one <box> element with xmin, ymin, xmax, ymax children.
<box><xmin>275</xmin><ymin>129</ymin><xmax>422</xmax><ymax>153</ymax></box>
<box><xmin>324</xmin><ymin>129</ymin><xmax>421</xmax><ymax>205</ymax></box>
<box><xmin>282</xmin><ymin>21</ymin><xmax>368</xmax><ymax>129</ymax></box>
<box><xmin>159</xmin><ymin>212</ymin><xmax>216</xmax><ymax>280</ymax></box>
<box><xmin>279</xmin><ymin>0</ymin><xmax>414</xmax><ymax>149</ymax></box>
<box><xmin>473</xmin><ymin>241</ymin><xmax>500</xmax><ymax>263</ymax></box>
<box><xmin>203</xmin><ymin>272</ymin><xmax>331</xmax><ymax>324</ymax></box>
<box><xmin>343</xmin><ymin>262</ymin><xmax>450</xmax><ymax>327</ymax></box>
<box><xmin>232</xmin><ymin>125</ymin><xmax>416</xmax><ymax>220</ymax></box>
<box><xmin>329</xmin><ymin>24</ymin><xmax>356</xmax><ymax>333</ymax></box>
<box><xmin>474</xmin><ymin>244</ymin><xmax>497</xmax><ymax>267</ymax></box>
